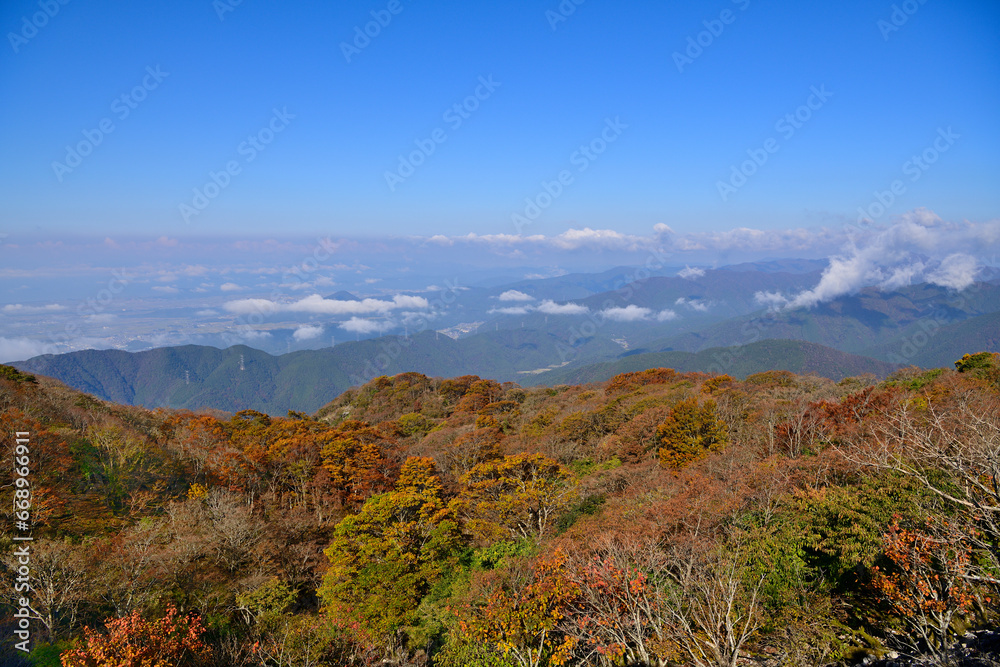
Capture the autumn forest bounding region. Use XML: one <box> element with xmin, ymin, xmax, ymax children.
<box><xmin>2</xmin><ymin>353</ymin><xmax>1000</xmax><ymax>667</ymax></box>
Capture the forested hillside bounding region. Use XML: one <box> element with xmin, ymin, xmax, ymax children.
<box><xmin>2</xmin><ymin>354</ymin><xmax>999</xmax><ymax>666</ymax></box>
<box><xmin>14</xmin><ymin>338</ymin><xmax>902</xmax><ymax>416</ymax></box>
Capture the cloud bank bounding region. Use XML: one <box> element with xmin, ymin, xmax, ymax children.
<box><xmin>223</xmin><ymin>293</ymin><xmax>429</xmax><ymax>317</ymax></box>
<box><xmin>754</xmin><ymin>209</ymin><xmax>996</xmax><ymax>310</ymax></box>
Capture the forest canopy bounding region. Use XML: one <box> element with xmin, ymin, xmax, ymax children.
<box><xmin>1</xmin><ymin>354</ymin><xmax>999</xmax><ymax>666</ymax></box>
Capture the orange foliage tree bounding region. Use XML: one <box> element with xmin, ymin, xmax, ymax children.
<box><xmin>458</xmin><ymin>552</ymin><xmax>579</xmax><ymax>667</ymax></box>
<box><xmin>60</xmin><ymin>605</ymin><xmax>211</xmax><ymax>667</ymax></box>
<box><xmin>319</xmin><ymin>420</ymin><xmax>398</xmax><ymax>510</ymax></box>
<box><xmin>871</xmin><ymin>517</ymin><xmax>980</xmax><ymax>662</ymax></box>
<box><xmin>456</xmin><ymin>453</ymin><xmax>578</xmax><ymax>542</ymax></box>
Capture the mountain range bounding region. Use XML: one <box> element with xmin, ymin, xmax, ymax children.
<box><xmin>14</xmin><ymin>260</ymin><xmax>999</xmax><ymax>415</ymax></box>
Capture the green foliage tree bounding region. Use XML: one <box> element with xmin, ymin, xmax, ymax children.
<box><xmin>318</xmin><ymin>457</ymin><xmax>464</xmax><ymax>641</ymax></box>
<box><xmin>656</xmin><ymin>398</ymin><xmax>728</xmax><ymax>469</ymax></box>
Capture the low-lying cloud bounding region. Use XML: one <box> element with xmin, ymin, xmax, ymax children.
<box><xmin>293</xmin><ymin>324</ymin><xmax>324</xmax><ymax>341</ymax></box>
<box><xmin>498</xmin><ymin>290</ymin><xmax>534</xmax><ymax>302</ymax></box>
<box><xmin>536</xmin><ymin>300</ymin><xmax>589</xmax><ymax>316</ymax></box>
<box><xmin>223</xmin><ymin>293</ymin><xmax>429</xmax><ymax>317</ymax></box>
<box><xmin>755</xmin><ymin>209</ymin><xmax>995</xmax><ymax>310</ymax></box>
<box><xmin>601</xmin><ymin>305</ymin><xmax>652</xmax><ymax>322</ymax></box>
<box><xmin>0</xmin><ymin>336</ymin><xmax>52</xmax><ymax>363</ymax></box>
<box><xmin>340</xmin><ymin>317</ymin><xmax>394</xmax><ymax>335</ymax></box>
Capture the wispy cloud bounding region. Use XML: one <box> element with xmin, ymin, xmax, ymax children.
<box><xmin>601</xmin><ymin>305</ymin><xmax>652</xmax><ymax>322</ymax></box>
<box><xmin>675</xmin><ymin>297</ymin><xmax>710</xmax><ymax>312</ymax></box>
<box><xmin>1</xmin><ymin>303</ymin><xmax>66</xmax><ymax>314</ymax></box>
<box><xmin>488</xmin><ymin>306</ymin><xmax>531</xmax><ymax>315</ymax></box>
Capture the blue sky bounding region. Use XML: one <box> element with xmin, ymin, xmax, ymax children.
<box><xmin>2</xmin><ymin>0</ymin><xmax>998</xmax><ymax>241</ymax></box>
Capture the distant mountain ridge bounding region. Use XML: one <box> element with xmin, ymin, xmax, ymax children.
<box><xmin>539</xmin><ymin>339</ymin><xmax>902</xmax><ymax>386</ymax></box>
<box><xmin>13</xmin><ymin>264</ymin><xmax>999</xmax><ymax>415</ymax></box>
<box><xmin>17</xmin><ymin>336</ymin><xmax>903</xmax><ymax>415</ymax></box>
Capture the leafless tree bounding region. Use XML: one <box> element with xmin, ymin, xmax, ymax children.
<box><xmin>3</xmin><ymin>538</ymin><xmax>94</xmax><ymax>641</ymax></box>
<box><xmin>842</xmin><ymin>387</ymin><xmax>1000</xmax><ymax>582</ymax></box>
<box><xmin>661</xmin><ymin>529</ymin><xmax>765</xmax><ymax>667</ymax></box>
<box><xmin>207</xmin><ymin>489</ymin><xmax>265</xmax><ymax>573</ymax></box>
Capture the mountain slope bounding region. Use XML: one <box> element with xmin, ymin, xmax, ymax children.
<box><xmin>531</xmin><ymin>339</ymin><xmax>902</xmax><ymax>386</ymax></box>
<box><xmin>860</xmin><ymin>310</ymin><xmax>1000</xmax><ymax>368</ymax></box>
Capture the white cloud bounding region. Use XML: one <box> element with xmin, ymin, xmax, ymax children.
<box><xmin>753</xmin><ymin>291</ymin><xmax>789</xmax><ymax>309</ymax></box>
<box><xmin>152</xmin><ymin>286</ymin><xmax>179</xmax><ymax>294</ymax></box>
<box><xmin>339</xmin><ymin>317</ymin><xmax>393</xmax><ymax>334</ymax></box>
<box><xmin>757</xmin><ymin>209</ymin><xmax>994</xmax><ymax>310</ymax></box>
<box><xmin>678</xmin><ymin>265</ymin><xmax>705</xmax><ymax>279</ymax></box>
<box><xmin>657</xmin><ymin>309</ymin><xmax>679</xmax><ymax>321</ymax></box>
<box><xmin>550</xmin><ymin>227</ymin><xmax>637</xmax><ymax>250</ymax></box>
<box><xmin>601</xmin><ymin>305</ymin><xmax>652</xmax><ymax>322</ymax></box>
<box><xmin>675</xmin><ymin>297</ymin><xmax>710</xmax><ymax>312</ymax></box>
<box><xmin>196</xmin><ymin>309</ymin><xmax>218</xmax><ymax>317</ymax></box>
<box><xmin>879</xmin><ymin>262</ymin><xmax>926</xmax><ymax>291</ymax></box>
<box><xmin>927</xmin><ymin>253</ymin><xmax>978</xmax><ymax>290</ymax></box>
<box><xmin>223</xmin><ymin>293</ymin><xmax>429</xmax><ymax>317</ymax></box>
<box><xmin>498</xmin><ymin>290</ymin><xmax>534</xmax><ymax>302</ymax></box>
<box><xmin>536</xmin><ymin>300</ymin><xmax>589</xmax><ymax>315</ymax></box>
<box><xmin>0</xmin><ymin>337</ymin><xmax>52</xmax><ymax>362</ymax></box>
<box><xmin>293</xmin><ymin>324</ymin><xmax>324</xmax><ymax>341</ymax></box>
<box><xmin>223</xmin><ymin>298</ymin><xmax>281</xmax><ymax>316</ymax></box>
<box><xmin>240</xmin><ymin>330</ymin><xmax>273</xmax><ymax>340</ymax></box>
<box><xmin>220</xmin><ymin>282</ymin><xmax>243</xmax><ymax>292</ymax></box>
<box><xmin>1</xmin><ymin>303</ymin><xmax>66</xmax><ymax>314</ymax></box>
